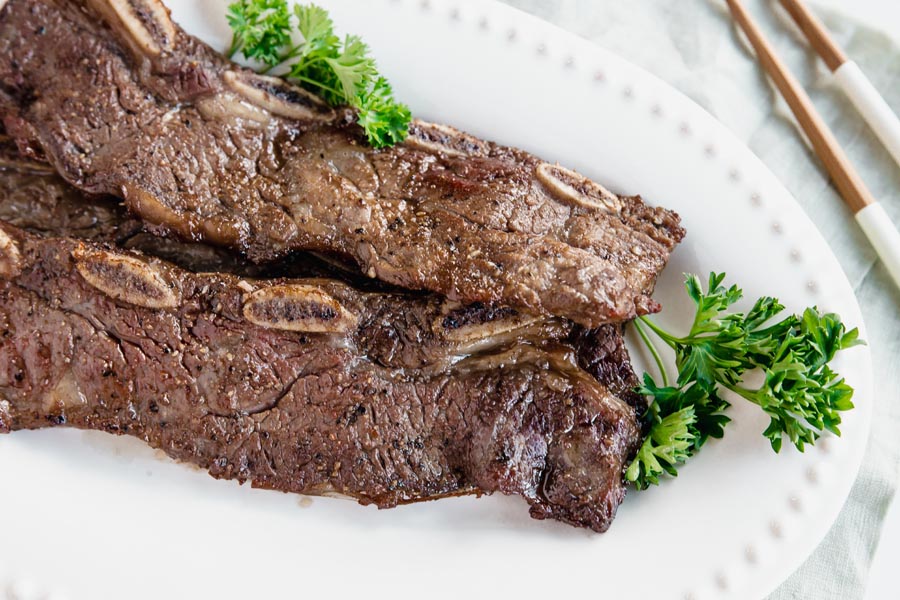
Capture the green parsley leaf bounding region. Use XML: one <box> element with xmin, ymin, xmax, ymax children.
<box><xmin>625</xmin><ymin>376</ymin><xmax>730</xmax><ymax>489</ymax></box>
<box><xmin>732</xmin><ymin>307</ymin><xmax>862</xmax><ymax>452</ymax></box>
<box><xmin>226</xmin><ymin>2</ymin><xmax>411</xmax><ymax>147</ymax></box>
<box><xmin>629</xmin><ymin>272</ymin><xmax>862</xmax><ymax>489</ymax></box>
<box><xmin>357</xmin><ymin>77</ymin><xmax>413</xmax><ymax>148</ymax></box>
<box><xmin>226</xmin><ymin>0</ymin><xmax>293</xmax><ymax>67</ymax></box>
<box><xmin>626</xmin><ymin>405</ymin><xmax>697</xmax><ymax>489</ymax></box>
<box><xmin>293</xmin><ymin>4</ymin><xmax>337</xmax><ymax>56</ymax></box>
<box><xmin>325</xmin><ymin>36</ymin><xmax>377</xmax><ymax>101</ymax></box>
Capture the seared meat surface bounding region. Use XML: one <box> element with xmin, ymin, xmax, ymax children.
<box><xmin>0</xmin><ymin>223</ymin><xmax>641</xmax><ymax>531</ymax></box>
<box><xmin>0</xmin><ymin>147</ymin><xmax>642</xmax><ymax>395</ymax></box>
<box><xmin>0</xmin><ymin>0</ymin><xmax>684</xmax><ymax>327</ymax></box>
<box><xmin>0</xmin><ymin>130</ymin><xmax>414</xmax><ymax>288</ymax></box>
<box><xmin>0</xmin><ymin>136</ymin><xmax>644</xmax><ymax>391</ymax></box>
<box><xmin>0</xmin><ymin>0</ymin><xmax>671</xmax><ymax>531</ymax></box>
<box><xmin>0</xmin><ymin>146</ymin><xmax>646</xmax><ymax>531</ymax></box>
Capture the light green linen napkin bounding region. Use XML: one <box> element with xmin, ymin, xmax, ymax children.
<box><xmin>499</xmin><ymin>0</ymin><xmax>900</xmax><ymax>597</ymax></box>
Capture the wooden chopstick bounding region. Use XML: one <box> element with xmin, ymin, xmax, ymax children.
<box><xmin>778</xmin><ymin>0</ymin><xmax>900</xmax><ymax>170</ymax></box>
<box><xmin>725</xmin><ymin>0</ymin><xmax>900</xmax><ymax>291</ymax></box>
<box><xmin>777</xmin><ymin>0</ymin><xmax>846</xmax><ymax>71</ymax></box>
<box><xmin>725</xmin><ymin>0</ymin><xmax>872</xmax><ymax>212</ymax></box>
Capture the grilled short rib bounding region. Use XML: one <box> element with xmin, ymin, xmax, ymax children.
<box><xmin>0</xmin><ymin>221</ymin><xmax>643</xmax><ymax>531</ymax></box>
<box><xmin>0</xmin><ymin>141</ymin><xmax>644</xmax><ymax>402</ymax></box>
<box><xmin>0</xmin><ymin>147</ymin><xmax>645</xmax><ymax>530</ymax></box>
<box><xmin>0</xmin><ymin>0</ymin><xmax>684</xmax><ymax>328</ymax></box>
<box><xmin>0</xmin><ymin>134</ymin><xmax>372</xmax><ymax>283</ymax></box>
<box><xmin>0</xmin><ymin>128</ymin><xmax>422</xmax><ymax>290</ymax></box>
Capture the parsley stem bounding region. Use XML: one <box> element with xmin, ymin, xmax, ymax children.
<box><xmin>287</xmin><ymin>74</ymin><xmax>344</xmax><ymax>100</ymax></box>
<box><xmin>633</xmin><ymin>319</ymin><xmax>670</xmax><ymax>387</ymax></box>
<box><xmin>637</xmin><ymin>316</ymin><xmax>682</xmax><ymax>348</ymax></box>
<box><xmin>260</xmin><ymin>45</ymin><xmax>305</xmax><ymax>74</ymax></box>
<box><xmin>226</xmin><ymin>37</ymin><xmax>242</xmax><ymax>59</ymax></box>
<box><xmin>722</xmin><ymin>382</ymin><xmax>753</xmax><ymax>401</ymax></box>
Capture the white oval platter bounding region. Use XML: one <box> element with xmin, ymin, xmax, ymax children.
<box><xmin>0</xmin><ymin>1</ymin><xmax>872</xmax><ymax>599</ymax></box>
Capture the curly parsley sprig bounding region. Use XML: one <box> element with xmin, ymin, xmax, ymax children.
<box><xmin>226</xmin><ymin>1</ymin><xmax>411</xmax><ymax>148</ymax></box>
<box><xmin>626</xmin><ymin>273</ymin><xmax>863</xmax><ymax>490</ymax></box>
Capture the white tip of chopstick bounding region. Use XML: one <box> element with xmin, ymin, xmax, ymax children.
<box><xmin>855</xmin><ymin>203</ymin><xmax>900</xmax><ymax>291</ymax></box>
<box><xmin>833</xmin><ymin>61</ymin><xmax>900</xmax><ymax>171</ymax></box>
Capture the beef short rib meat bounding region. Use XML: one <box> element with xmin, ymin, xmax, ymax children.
<box><xmin>0</xmin><ymin>223</ymin><xmax>641</xmax><ymax>531</ymax></box>
<box><xmin>0</xmin><ymin>130</ymin><xmax>139</xmax><ymax>242</ymax></box>
<box><xmin>0</xmin><ymin>0</ymin><xmax>684</xmax><ymax>327</ymax></box>
<box><xmin>569</xmin><ymin>325</ymin><xmax>644</xmax><ymax>411</ymax></box>
<box><xmin>0</xmin><ymin>128</ymin><xmax>408</xmax><ymax>287</ymax></box>
<box><xmin>0</xmin><ymin>140</ymin><xmax>643</xmax><ymax>396</ymax></box>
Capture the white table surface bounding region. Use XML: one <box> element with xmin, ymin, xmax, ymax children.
<box><xmin>812</xmin><ymin>3</ymin><xmax>900</xmax><ymax>599</ymax></box>
<box><xmin>815</xmin><ymin>0</ymin><xmax>900</xmax><ymax>40</ymax></box>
